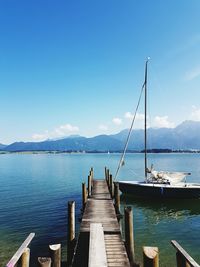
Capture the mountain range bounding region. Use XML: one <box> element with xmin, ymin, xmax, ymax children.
<box><xmin>1</xmin><ymin>120</ymin><xmax>200</xmax><ymax>152</ymax></box>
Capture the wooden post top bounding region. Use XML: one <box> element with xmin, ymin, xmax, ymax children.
<box><xmin>38</xmin><ymin>257</ymin><xmax>52</xmax><ymax>267</ymax></box>
<box><xmin>143</xmin><ymin>246</ymin><xmax>159</xmax><ymax>259</ymax></box>
<box><xmin>49</xmin><ymin>244</ymin><xmax>61</xmax><ymax>250</ymax></box>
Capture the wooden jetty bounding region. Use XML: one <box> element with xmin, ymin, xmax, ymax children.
<box><xmin>5</xmin><ymin>167</ymin><xmax>200</xmax><ymax>267</ymax></box>
<box><xmin>72</xmin><ymin>179</ymin><xmax>131</xmax><ymax>267</ymax></box>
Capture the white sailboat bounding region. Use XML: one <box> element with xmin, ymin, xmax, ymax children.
<box><xmin>117</xmin><ymin>59</ymin><xmax>200</xmax><ymax>198</ymax></box>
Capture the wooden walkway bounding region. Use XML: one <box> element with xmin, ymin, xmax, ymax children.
<box><xmin>72</xmin><ymin>179</ymin><xmax>130</xmax><ymax>267</ymax></box>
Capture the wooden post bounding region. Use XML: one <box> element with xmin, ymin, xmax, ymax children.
<box><xmin>104</xmin><ymin>167</ymin><xmax>107</xmax><ymax>180</ymax></box>
<box><xmin>171</xmin><ymin>240</ymin><xmax>198</xmax><ymax>267</ymax></box>
<box><xmin>21</xmin><ymin>248</ymin><xmax>30</xmax><ymax>267</ymax></box>
<box><xmin>109</xmin><ymin>174</ymin><xmax>113</xmax><ymax>198</ymax></box>
<box><xmin>106</xmin><ymin>169</ymin><xmax>110</xmax><ymax>185</ymax></box>
<box><xmin>88</xmin><ymin>175</ymin><xmax>92</xmax><ymax>197</ymax></box>
<box><xmin>124</xmin><ymin>206</ymin><xmax>135</xmax><ymax>265</ymax></box>
<box><xmin>143</xmin><ymin>247</ymin><xmax>159</xmax><ymax>267</ymax></box>
<box><xmin>67</xmin><ymin>201</ymin><xmax>75</xmax><ymax>265</ymax></box>
<box><xmin>176</xmin><ymin>251</ymin><xmax>190</xmax><ymax>267</ymax></box>
<box><xmin>82</xmin><ymin>182</ymin><xmax>87</xmax><ymax>211</ymax></box>
<box><xmin>90</xmin><ymin>167</ymin><xmax>94</xmax><ymax>179</ymax></box>
<box><xmin>38</xmin><ymin>257</ymin><xmax>51</xmax><ymax>267</ymax></box>
<box><xmin>114</xmin><ymin>182</ymin><xmax>120</xmax><ymax>215</ymax></box>
<box><xmin>6</xmin><ymin>233</ymin><xmax>35</xmax><ymax>267</ymax></box>
<box><xmin>90</xmin><ymin>168</ymin><xmax>94</xmax><ymax>188</ymax></box>
<box><xmin>89</xmin><ymin>171</ymin><xmax>92</xmax><ymax>186</ymax></box>
<box><xmin>49</xmin><ymin>244</ymin><xmax>61</xmax><ymax>267</ymax></box>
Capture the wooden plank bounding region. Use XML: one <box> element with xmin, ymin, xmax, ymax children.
<box><xmin>171</xmin><ymin>240</ymin><xmax>200</xmax><ymax>267</ymax></box>
<box><xmin>89</xmin><ymin>223</ymin><xmax>107</xmax><ymax>267</ymax></box>
<box><xmin>105</xmin><ymin>234</ymin><xmax>130</xmax><ymax>267</ymax></box>
<box><xmin>80</xmin><ymin>195</ymin><xmax>120</xmax><ymax>232</ymax></box>
<box><xmin>6</xmin><ymin>233</ymin><xmax>35</xmax><ymax>267</ymax></box>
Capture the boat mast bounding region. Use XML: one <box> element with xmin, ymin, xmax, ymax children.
<box><xmin>144</xmin><ymin>58</ymin><xmax>150</xmax><ymax>181</ymax></box>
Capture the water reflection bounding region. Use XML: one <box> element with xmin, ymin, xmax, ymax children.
<box><xmin>121</xmin><ymin>195</ymin><xmax>200</xmax><ymax>223</ymax></box>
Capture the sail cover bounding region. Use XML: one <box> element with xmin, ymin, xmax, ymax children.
<box><xmin>150</xmin><ymin>170</ymin><xmax>190</xmax><ymax>184</ymax></box>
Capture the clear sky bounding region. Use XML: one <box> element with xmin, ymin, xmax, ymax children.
<box><xmin>0</xmin><ymin>0</ymin><xmax>200</xmax><ymax>144</ymax></box>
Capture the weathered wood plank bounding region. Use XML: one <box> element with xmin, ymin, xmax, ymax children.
<box><xmin>89</xmin><ymin>223</ymin><xmax>107</xmax><ymax>267</ymax></box>
<box><xmin>171</xmin><ymin>240</ymin><xmax>200</xmax><ymax>267</ymax></box>
<box><xmin>6</xmin><ymin>233</ymin><xmax>35</xmax><ymax>267</ymax></box>
<box><xmin>105</xmin><ymin>234</ymin><xmax>130</xmax><ymax>267</ymax></box>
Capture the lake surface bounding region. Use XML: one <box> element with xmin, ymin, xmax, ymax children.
<box><xmin>0</xmin><ymin>153</ymin><xmax>200</xmax><ymax>266</ymax></box>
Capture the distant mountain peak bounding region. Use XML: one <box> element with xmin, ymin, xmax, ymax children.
<box><xmin>175</xmin><ymin>120</ymin><xmax>200</xmax><ymax>131</ymax></box>
<box><xmin>50</xmin><ymin>134</ymin><xmax>82</xmax><ymax>141</ymax></box>
<box><xmin>67</xmin><ymin>134</ymin><xmax>82</xmax><ymax>138</ymax></box>
<box><xmin>0</xmin><ymin>143</ymin><xmax>7</xmax><ymax>150</ymax></box>
<box><xmin>3</xmin><ymin>120</ymin><xmax>200</xmax><ymax>151</ymax></box>
<box><xmin>177</xmin><ymin>120</ymin><xmax>200</xmax><ymax>126</ymax></box>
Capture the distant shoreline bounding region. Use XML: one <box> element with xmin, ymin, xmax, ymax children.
<box><xmin>1</xmin><ymin>149</ymin><xmax>200</xmax><ymax>154</ymax></box>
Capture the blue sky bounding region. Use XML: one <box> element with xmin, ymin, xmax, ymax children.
<box><xmin>0</xmin><ymin>0</ymin><xmax>200</xmax><ymax>144</ymax></box>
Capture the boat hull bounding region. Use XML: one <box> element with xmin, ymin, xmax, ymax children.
<box><xmin>118</xmin><ymin>181</ymin><xmax>200</xmax><ymax>199</ymax></box>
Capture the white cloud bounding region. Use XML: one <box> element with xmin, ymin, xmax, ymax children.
<box><xmin>190</xmin><ymin>106</ymin><xmax>200</xmax><ymax>121</ymax></box>
<box><xmin>185</xmin><ymin>66</ymin><xmax>200</xmax><ymax>81</ymax></box>
<box><xmin>124</xmin><ymin>111</ymin><xmax>175</xmax><ymax>129</ymax></box>
<box><xmin>32</xmin><ymin>123</ymin><xmax>79</xmax><ymax>141</ymax></box>
<box><xmin>54</xmin><ymin>124</ymin><xmax>79</xmax><ymax>137</ymax></box>
<box><xmin>112</xmin><ymin>117</ymin><xmax>122</xmax><ymax>125</ymax></box>
<box><xmin>124</xmin><ymin>112</ymin><xmax>133</xmax><ymax>119</ymax></box>
<box><xmin>32</xmin><ymin>130</ymin><xmax>49</xmax><ymax>141</ymax></box>
<box><xmin>98</xmin><ymin>124</ymin><xmax>108</xmax><ymax>131</ymax></box>
<box><xmin>32</xmin><ymin>133</ymin><xmax>48</xmax><ymax>141</ymax></box>
<box><xmin>136</xmin><ymin>113</ymin><xmax>145</xmax><ymax>120</ymax></box>
<box><xmin>152</xmin><ymin>116</ymin><xmax>175</xmax><ymax>128</ymax></box>
<box><xmin>125</xmin><ymin>112</ymin><xmax>145</xmax><ymax>121</ymax></box>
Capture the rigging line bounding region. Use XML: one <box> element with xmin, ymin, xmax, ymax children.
<box><xmin>114</xmin><ymin>81</ymin><xmax>145</xmax><ymax>181</ymax></box>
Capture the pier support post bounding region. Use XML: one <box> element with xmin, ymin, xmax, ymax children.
<box><xmin>88</xmin><ymin>175</ymin><xmax>92</xmax><ymax>197</ymax></box>
<box><xmin>106</xmin><ymin>169</ymin><xmax>110</xmax><ymax>186</ymax></box>
<box><xmin>38</xmin><ymin>257</ymin><xmax>51</xmax><ymax>267</ymax></box>
<box><xmin>90</xmin><ymin>167</ymin><xmax>94</xmax><ymax>180</ymax></box>
<box><xmin>82</xmin><ymin>182</ymin><xmax>87</xmax><ymax>211</ymax></box>
<box><xmin>49</xmin><ymin>244</ymin><xmax>61</xmax><ymax>267</ymax></box>
<box><xmin>143</xmin><ymin>247</ymin><xmax>159</xmax><ymax>267</ymax></box>
<box><xmin>21</xmin><ymin>248</ymin><xmax>30</xmax><ymax>267</ymax></box>
<box><xmin>67</xmin><ymin>201</ymin><xmax>75</xmax><ymax>266</ymax></box>
<box><xmin>176</xmin><ymin>251</ymin><xmax>190</xmax><ymax>267</ymax></box>
<box><xmin>104</xmin><ymin>167</ymin><xmax>107</xmax><ymax>180</ymax></box>
<box><xmin>124</xmin><ymin>206</ymin><xmax>135</xmax><ymax>265</ymax></box>
<box><xmin>114</xmin><ymin>182</ymin><xmax>120</xmax><ymax>215</ymax></box>
<box><xmin>109</xmin><ymin>174</ymin><xmax>113</xmax><ymax>198</ymax></box>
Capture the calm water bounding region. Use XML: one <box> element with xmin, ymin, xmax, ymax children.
<box><xmin>0</xmin><ymin>153</ymin><xmax>200</xmax><ymax>266</ymax></box>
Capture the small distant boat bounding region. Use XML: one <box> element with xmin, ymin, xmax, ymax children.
<box><xmin>117</xmin><ymin>59</ymin><xmax>200</xmax><ymax>198</ymax></box>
